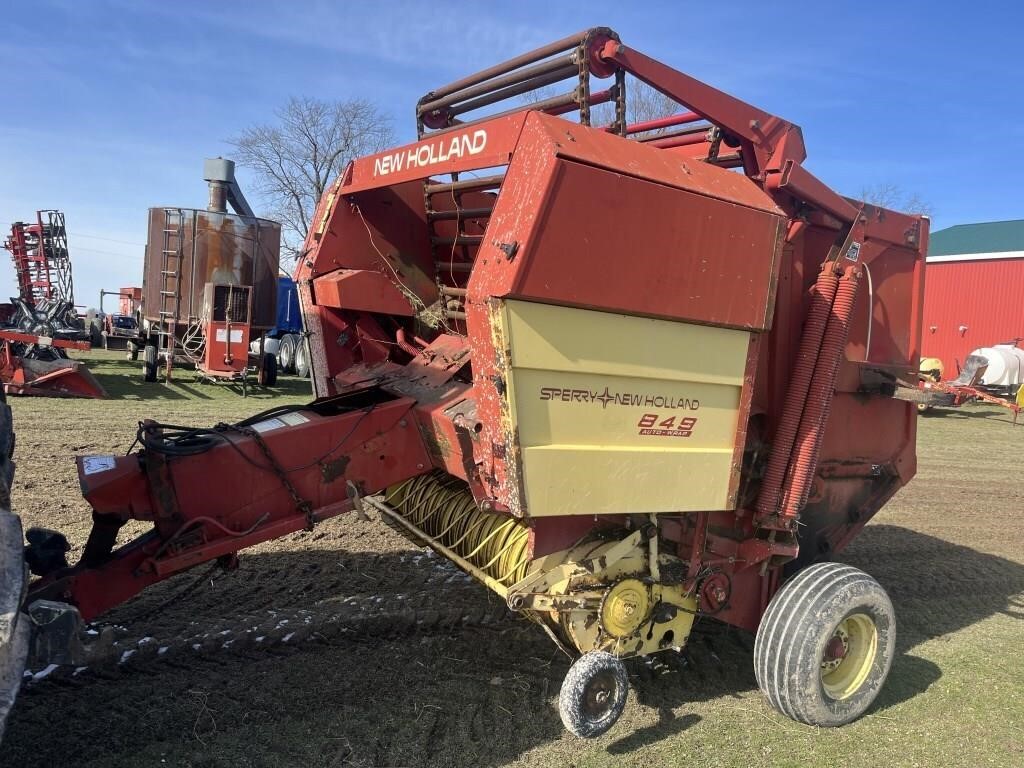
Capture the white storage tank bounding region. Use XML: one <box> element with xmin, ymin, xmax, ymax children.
<box><xmin>970</xmin><ymin>343</ymin><xmax>1024</xmax><ymax>388</ymax></box>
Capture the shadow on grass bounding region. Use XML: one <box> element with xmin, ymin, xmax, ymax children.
<box><xmin>79</xmin><ymin>354</ymin><xmax>312</xmax><ymax>402</ymax></box>
<box><xmin>921</xmin><ymin>406</ymin><xmax>1021</xmax><ymax>426</ymax></box>
<box><xmin>5</xmin><ymin>525</ymin><xmax>1021</xmax><ymax>767</ymax></box>
<box><xmin>606</xmin><ymin>710</ymin><xmax>700</xmax><ymax>754</ymax></box>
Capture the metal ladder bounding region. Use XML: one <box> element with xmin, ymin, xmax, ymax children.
<box><xmin>158</xmin><ymin>208</ymin><xmax>184</xmax><ymax>381</ymax></box>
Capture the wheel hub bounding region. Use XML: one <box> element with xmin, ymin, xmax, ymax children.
<box><xmin>820</xmin><ymin>613</ymin><xmax>879</xmax><ymax>700</ymax></box>
<box><xmin>583</xmin><ymin>670</ymin><xmax>617</xmax><ymax>717</ymax></box>
<box><xmin>821</xmin><ymin>630</ymin><xmax>849</xmax><ymax>671</ymax></box>
<box><xmin>599</xmin><ymin>578</ymin><xmax>651</xmax><ymax>639</ymax></box>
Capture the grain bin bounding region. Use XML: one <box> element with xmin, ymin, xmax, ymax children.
<box><xmin>141</xmin><ymin>207</ymin><xmax>281</xmax><ymax>332</ymax></box>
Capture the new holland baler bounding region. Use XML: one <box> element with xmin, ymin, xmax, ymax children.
<box><xmin>2</xmin><ymin>28</ymin><xmax>927</xmax><ymax>739</ymax></box>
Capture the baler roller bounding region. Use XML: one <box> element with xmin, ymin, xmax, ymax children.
<box><xmin>416</xmin><ymin>27</ymin><xmax>623</xmax><ymax>135</ymax></box>
<box><xmin>419</xmin><ymin>27</ymin><xmax>615</xmax><ymax>105</ymax></box>
<box><xmin>425</xmin><ymin>174</ymin><xmax>504</xmax><ymax>195</ymax></box>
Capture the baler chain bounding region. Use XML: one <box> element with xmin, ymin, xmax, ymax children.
<box><xmin>218</xmin><ymin>422</ymin><xmax>315</xmax><ymax>528</ymax></box>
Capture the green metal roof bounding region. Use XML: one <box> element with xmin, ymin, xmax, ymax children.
<box><xmin>928</xmin><ymin>219</ymin><xmax>1024</xmax><ymax>256</ymax></box>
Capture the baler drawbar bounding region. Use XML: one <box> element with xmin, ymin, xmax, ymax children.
<box><xmin>2</xmin><ymin>27</ymin><xmax>927</xmax><ymax>739</ymax></box>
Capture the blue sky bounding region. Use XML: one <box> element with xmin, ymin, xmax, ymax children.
<box><xmin>2</xmin><ymin>0</ymin><xmax>1022</xmax><ymax>308</ymax></box>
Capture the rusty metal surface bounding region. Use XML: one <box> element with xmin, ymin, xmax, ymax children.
<box><xmin>142</xmin><ymin>208</ymin><xmax>280</xmax><ymax>329</ymax></box>
<box><xmin>474</xmin><ymin>121</ymin><xmax>786</xmax><ymax>329</ymax></box>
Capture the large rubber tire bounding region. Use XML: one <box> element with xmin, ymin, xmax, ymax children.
<box><xmin>89</xmin><ymin>320</ymin><xmax>102</xmax><ymax>347</ymax></box>
<box><xmin>294</xmin><ymin>336</ymin><xmax>310</xmax><ymax>379</ymax></box>
<box><xmin>0</xmin><ymin>390</ymin><xmax>27</xmax><ymax>742</ymax></box>
<box><xmin>143</xmin><ymin>344</ymin><xmax>158</xmax><ymax>383</ymax></box>
<box><xmin>258</xmin><ymin>352</ymin><xmax>278</xmax><ymax>387</ymax></box>
<box><xmin>754</xmin><ymin>562</ymin><xmax>895</xmax><ymax>727</ymax></box>
<box><xmin>558</xmin><ymin>651</ymin><xmax>629</xmax><ymax>738</ymax></box>
<box><xmin>278</xmin><ymin>334</ymin><xmax>297</xmax><ymax>374</ymax></box>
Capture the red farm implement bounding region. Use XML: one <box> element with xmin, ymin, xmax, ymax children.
<box><xmin>2</xmin><ymin>28</ymin><xmax>928</xmax><ymax>739</ymax></box>
<box><xmin>1</xmin><ymin>212</ymin><xmax>103</xmax><ymax>399</ymax></box>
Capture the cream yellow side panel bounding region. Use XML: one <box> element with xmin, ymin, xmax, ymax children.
<box><xmin>498</xmin><ymin>300</ymin><xmax>750</xmax><ymax>516</ymax></box>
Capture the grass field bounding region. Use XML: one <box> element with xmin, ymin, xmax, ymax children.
<box><xmin>3</xmin><ymin>350</ymin><xmax>1023</xmax><ymax>767</ymax></box>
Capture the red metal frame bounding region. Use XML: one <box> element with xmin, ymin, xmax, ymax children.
<box><xmin>31</xmin><ymin>29</ymin><xmax>927</xmax><ymax>637</ymax></box>
<box><xmin>3</xmin><ymin>211</ymin><xmax>73</xmax><ymax>305</ymax></box>
<box><xmin>920</xmin><ymin>378</ymin><xmax>1021</xmax><ymax>421</ymax></box>
<box><xmin>0</xmin><ymin>333</ymin><xmax>105</xmax><ymax>398</ymax></box>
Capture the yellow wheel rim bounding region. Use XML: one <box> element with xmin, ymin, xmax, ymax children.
<box><xmin>600</xmin><ymin>578</ymin><xmax>651</xmax><ymax>638</ymax></box>
<box><xmin>820</xmin><ymin>613</ymin><xmax>878</xmax><ymax>700</ymax></box>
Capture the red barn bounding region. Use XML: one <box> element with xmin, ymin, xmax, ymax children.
<box><xmin>922</xmin><ymin>219</ymin><xmax>1024</xmax><ymax>375</ymax></box>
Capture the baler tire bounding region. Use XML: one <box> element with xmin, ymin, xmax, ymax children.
<box><xmin>143</xmin><ymin>345</ymin><xmax>158</xmax><ymax>383</ymax></box>
<box><xmin>753</xmin><ymin>562</ymin><xmax>895</xmax><ymax>727</ymax></box>
<box><xmin>278</xmin><ymin>334</ymin><xmax>296</xmax><ymax>373</ymax></box>
<box><xmin>558</xmin><ymin>651</ymin><xmax>629</xmax><ymax>738</ymax></box>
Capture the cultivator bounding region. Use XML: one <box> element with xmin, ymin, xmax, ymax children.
<box><xmin>1</xmin><ymin>28</ymin><xmax>928</xmax><ymax>740</ymax></box>
<box><xmin>3</xmin><ymin>211</ymin><xmax>74</xmax><ymax>306</ymax></box>
<box><xmin>0</xmin><ymin>212</ymin><xmax>104</xmax><ymax>398</ymax></box>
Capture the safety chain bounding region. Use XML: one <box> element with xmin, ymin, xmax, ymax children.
<box><xmin>113</xmin><ymin>562</ymin><xmax>221</xmax><ymax>626</ymax></box>
<box><xmin>218</xmin><ymin>423</ymin><xmax>316</xmax><ymax>530</ymax></box>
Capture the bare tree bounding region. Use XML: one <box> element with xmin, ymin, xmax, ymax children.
<box><xmin>858</xmin><ymin>182</ymin><xmax>935</xmax><ymax>218</ymax></box>
<box><xmin>230</xmin><ymin>97</ymin><xmax>394</xmax><ymax>256</ymax></box>
<box><xmin>521</xmin><ymin>77</ymin><xmax>677</xmax><ymax>134</ymax></box>
<box><xmin>614</xmin><ymin>78</ymin><xmax>678</xmax><ymax>134</ymax></box>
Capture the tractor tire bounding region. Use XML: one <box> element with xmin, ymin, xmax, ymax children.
<box><xmin>754</xmin><ymin>562</ymin><xmax>895</xmax><ymax>727</ymax></box>
<box><xmin>258</xmin><ymin>352</ymin><xmax>278</xmax><ymax>387</ymax></box>
<box><xmin>143</xmin><ymin>344</ymin><xmax>158</xmax><ymax>383</ymax></box>
<box><xmin>294</xmin><ymin>336</ymin><xmax>310</xmax><ymax>379</ymax></box>
<box><xmin>0</xmin><ymin>390</ymin><xmax>27</xmax><ymax>743</ymax></box>
<box><xmin>89</xmin><ymin>320</ymin><xmax>102</xmax><ymax>347</ymax></box>
<box><xmin>278</xmin><ymin>334</ymin><xmax>297</xmax><ymax>374</ymax></box>
<box><xmin>558</xmin><ymin>651</ymin><xmax>629</xmax><ymax>738</ymax></box>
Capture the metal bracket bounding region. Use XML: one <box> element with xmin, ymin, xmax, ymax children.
<box><xmin>506</xmin><ymin>530</ymin><xmax>643</xmax><ymax>610</ymax></box>
<box><xmin>347</xmin><ymin>481</ymin><xmax>367</xmax><ymax>521</ymax></box>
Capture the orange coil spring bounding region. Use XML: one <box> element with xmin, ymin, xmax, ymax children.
<box><xmin>385</xmin><ymin>472</ymin><xmax>531</xmax><ymax>586</ymax></box>
<box><xmin>756</xmin><ymin>268</ymin><xmax>840</xmax><ymax>518</ymax></box>
<box><xmin>781</xmin><ymin>269</ymin><xmax>860</xmax><ymax>515</ymax></box>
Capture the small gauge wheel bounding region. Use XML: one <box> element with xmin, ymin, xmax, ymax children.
<box><xmin>558</xmin><ymin>651</ymin><xmax>629</xmax><ymax>738</ymax></box>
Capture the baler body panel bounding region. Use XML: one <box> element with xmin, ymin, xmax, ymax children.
<box><xmin>495</xmin><ymin>299</ymin><xmax>750</xmax><ymax>515</ymax></box>
<box><xmin>468</xmin><ymin>113</ymin><xmax>786</xmax><ymax>330</ymax></box>
<box><xmin>461</xmin><ymin>114</ymin><xmax>786</xmax><ymax>514</ymax></box>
